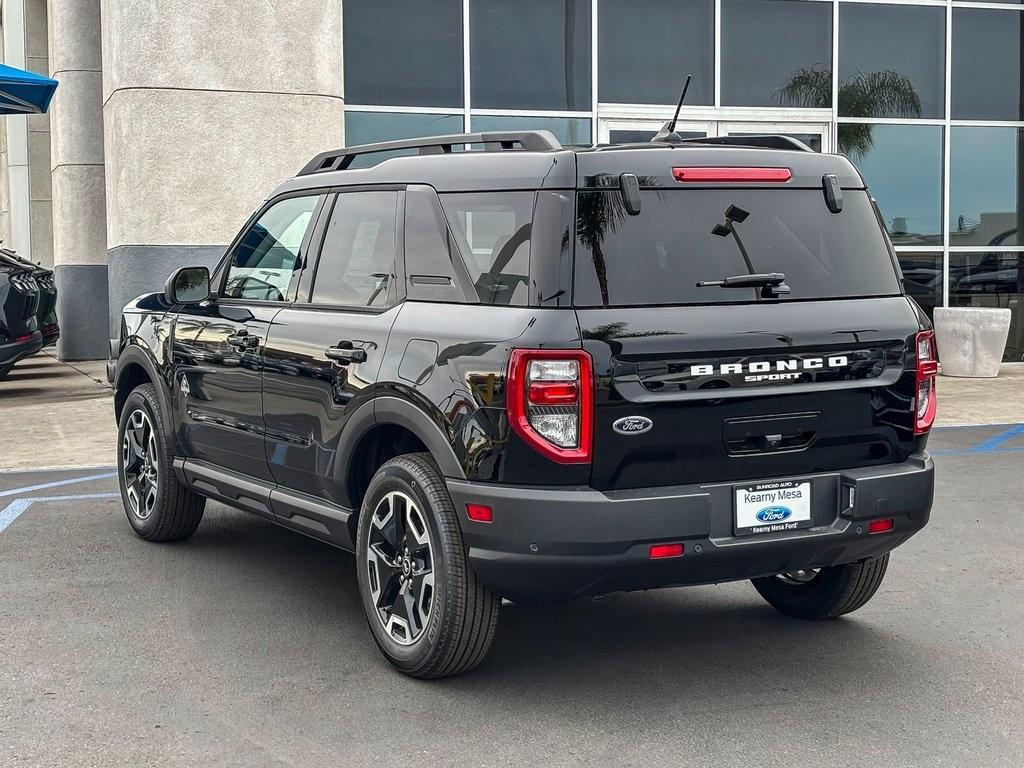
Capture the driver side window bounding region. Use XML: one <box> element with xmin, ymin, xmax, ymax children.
<box><xmin>223</xmin><ymin>195</ymin><xmax>320</xmax><ymax>301</ymax></box>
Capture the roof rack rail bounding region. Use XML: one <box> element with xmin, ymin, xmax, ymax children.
<box><xmin>298</xmin><ymin>130</ymin><xmax>563</xmax><ymax>175</ymax></box>
<box><xmin>675</xmin><ymin>134</ymin><xmax>814</xmax><ymax>152</ymax></box>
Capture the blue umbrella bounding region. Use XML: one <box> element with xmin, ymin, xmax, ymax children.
<box><xmin>0</xmin><ymin>63</ymin><xmax>57</xmax><ymax>115</ymax></box>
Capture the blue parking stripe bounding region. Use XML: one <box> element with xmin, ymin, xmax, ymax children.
<box><xmin>970</xmin><ymin>423</ymin><xmax>1024</xmax><ymax>452</ymax></box>
<box><xmin>0</xmin><ymin>492</ymin><xmax>119</xmax><ymax>534</ymax></box>
<box><xmin>0</xmin><ymin>471</ymin><xmax>117</xmax><ymax>498</ymax></box>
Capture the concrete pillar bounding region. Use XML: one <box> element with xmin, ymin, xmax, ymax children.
<box><xmin>48</xmin><ymin>0</ymin><xmax>109</xmax><ymax>359</ymax></box>
<box><xmin>100</xmin><ymin>1</ymin><xmax>345</xmax><ymax>336</ymax></box>
<box><xmin>2</xmin><ymin>0</ymin><xmax>33</xmax><ymax>260</ymax></box>
<box><xmin>25</xmin><ymin>0</ymin><xmax>52</xmax><ymax>268</ymax></box>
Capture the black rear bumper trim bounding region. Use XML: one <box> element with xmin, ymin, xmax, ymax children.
<box><xmin>446</xmin><ymin>454</ymin><xmax>933</xmax><ymax>601</ymax></box>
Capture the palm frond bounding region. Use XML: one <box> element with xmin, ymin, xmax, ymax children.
<box><xmin>778</xmin><ymin>68</ymin><xmax>922</xmax><ymax>160</ymax></box>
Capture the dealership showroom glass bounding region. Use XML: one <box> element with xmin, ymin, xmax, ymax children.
<box><xmin>2</xmin><ymin>0</ymin><xmax>1024</xmax><ymax>361</ymax></box>
<box><xmin>343</xmin><ymin>0</ymin><xmax>1024</xmax><ymax>362</ymax></box>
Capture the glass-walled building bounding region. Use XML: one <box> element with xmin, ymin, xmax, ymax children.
<box><xmin>344</xmin><ymin>0</ymin><xmax>1024</xmax><ymax>360</ymax></box>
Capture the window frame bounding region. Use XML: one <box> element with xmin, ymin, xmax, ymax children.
<box><xmin>215</xmin><ymin>190</ymin><xmax>330</xmax><ymax>307</ymax></box>
<box><xmin>403</xmin><ymin>184</ymin><xmax>478</xmax><ymax>305</ymax></box>
<box><xmin>294</xmin><ymin>185</ymin><xmax>409</xmax><ymax>315</ymax></box>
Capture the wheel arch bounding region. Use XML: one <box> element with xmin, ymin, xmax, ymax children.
<box><xmin>113</xmin><ymin>347</ymin><xmax>173</xmax><ymax>432</ymax></box>
<box><xmin>339</xmin><ymin>395</ymin><xmax>465</xmax><ymax>527</ymax></box>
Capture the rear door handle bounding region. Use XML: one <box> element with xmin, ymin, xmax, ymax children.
<box><xmin>227</xmin><ymin>332</ymin><xmax>259</xmax><ymax>349</ymax></box>
<box><xmin>325</xmin><ymin>344</ymin><xmax>367</xmax><ymax>364</ymax></box>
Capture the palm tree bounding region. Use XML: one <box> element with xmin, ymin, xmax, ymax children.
<box><xmin>575</xmin><ymin>177</ymin><xmax>662</xmax><ymax>306</ymax></box>
<box><xmin>777</xmin><ymin>68</ymin><xmax>921</xmax><ymax>160</ymax></box>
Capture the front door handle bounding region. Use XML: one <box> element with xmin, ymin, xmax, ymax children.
<box><xmin>227</xmin><ymin>332</ymin><xmax>259</xmax><ymax>349</ymax></box>
<box><xmin>325</xmin><ymin>344</ymin><xmax>367</xmax><ymax>364</ymax></box>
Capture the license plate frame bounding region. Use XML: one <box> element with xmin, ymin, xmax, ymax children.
<box><xmin>734</xmin><ymin>480</ymin><xmax>813</xmax><ymax>536</ymax></box>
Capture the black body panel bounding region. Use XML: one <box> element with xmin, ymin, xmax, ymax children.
<box><xmin>172</xmin><ymin>302</ymin><xmax>281</xmax><ymax>481</ymax></box>
<box><xmin>578</xmin><ymin>297</ymin><xmax>924</xmax><ymax>490</ymax></box>
<box><xmin>261</xmin><ymin>304</ymin><xmax>399</xmax><ymax>507</ymax></box>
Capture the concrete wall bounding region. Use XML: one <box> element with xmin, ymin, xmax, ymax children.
<box><xmin>48</xmin><ymin>0</ymin><xmax>108</xmax><ymax>359</ymax></box>
<box><xmin>100</xmin><ymin>0</ymin><xmax>346</xmax><ymax>335</ymax></box>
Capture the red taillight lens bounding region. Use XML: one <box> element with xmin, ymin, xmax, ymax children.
<box><xmin>672</xmin><ymin>166</ymin><xmax>792</xmax><ymax>183</ymax></box>
<box><xmin>507</xmin><ymin>349</ymin><xmax>593</xmax><ymax>464</ymax></box>
<box><xmin>528</xmin><ymin>380</ymin><xmax>579</xmax><ymax>405</ymax></box>
<box><xmin>649</xmin><ymin>542</ymin><xmax>684</xmax><ymax>559</ymax></box>
<box><xmin>465</xmin><ymin>503</ymin><xmax>493</xmax><ymax>523</ymax></box>
<box><xmin>914</xmin><ymin>330</ymin><xmax>938</xmax><ymax>435</ymax></box>
<box><xmin>13</xmin><ymin>333</ymin><xmax>34</xmax><ymax>343</ymax></box>
<box><xmin>867</xmin><ymin>518</ymin><xmax>895</xmax><ymax>534</ymax></box>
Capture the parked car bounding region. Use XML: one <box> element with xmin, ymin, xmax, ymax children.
<box><xmin>109</xmin><ymin>130</ymin><xmax>936</xmax><ymax>678</ymax></box>
<box><xmin>0</xmin><ymin>248</ymin><xmax>58</xmax><ymax>347</ymax></box>
<box><xmin>0</xmin><ymin>252</ymin><xmax>42</xmax><ymax>381</ymax></box>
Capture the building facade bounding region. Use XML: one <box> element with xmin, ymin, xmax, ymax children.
<box><xmin>1</xmin><ymin>0</ymin><xmax>1022</xmax><ymax>360</ymax></box>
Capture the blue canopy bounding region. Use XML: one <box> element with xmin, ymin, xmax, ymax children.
<box><xmin>0</xmin><ymin>63</ymin><xmax>57</xmax><ymax>115</ymax></box>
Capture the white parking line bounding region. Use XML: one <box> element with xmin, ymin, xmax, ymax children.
<box><xmin>0</xmin><ymin>471</ymin><xmax>117</xmax><ymax>499</ymax></box>
<box><xmin>0</xmin><ymin>492</ymin><xmax>119</xmax><ymax>534</ymax></box>
<box><xmin>0</xmin><ymin>464</ymin><xmax>115</xmax><ymax>474</ymax></box>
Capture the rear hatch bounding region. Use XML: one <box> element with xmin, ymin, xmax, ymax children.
<box><xmin>573</xmin><ymin>147</ymin><xmax>925</xmax><ymax>491</ymax></box>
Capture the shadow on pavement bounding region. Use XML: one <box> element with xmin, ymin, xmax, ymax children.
<box><xmin>178</xmin><ymin>504</ymin><xmax>924</xmax><ymax>706</ymax></box>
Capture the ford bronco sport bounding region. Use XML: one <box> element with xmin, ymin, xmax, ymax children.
<box><xmin>109</xmin><ymin>129</ymin><xmax>936</xmax><ymax>678</ymax></box>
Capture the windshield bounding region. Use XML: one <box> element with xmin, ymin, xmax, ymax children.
<box><xmin>573</xmin><ymin>189</ymin><xmax>901</xmax><ymax>307</ymax></box>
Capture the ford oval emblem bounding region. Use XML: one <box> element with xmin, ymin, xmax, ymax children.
<box><xmin>612</xmin><ymin>416</ymin><xmax>653</xmax><ymax>435</ymax></box>
<box><xmin>756</xmin><ymin>506</ymin><xmax>792</xmax><ymax>523</ymax></box>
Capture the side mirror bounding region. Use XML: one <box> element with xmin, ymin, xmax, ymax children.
<box><xmin>164</xmin><ymin>266</ymin><xmax>211</xmax><ymax>305</ymax></box>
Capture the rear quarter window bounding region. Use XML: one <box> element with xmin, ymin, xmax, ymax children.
<box><xmin>574</xmin><ymin>188</ymin><xmax>901</xmax><ymax>307</ymax></box>
<box><xmin>440</xmin><ymin>191</ymin><xmax>533</xmax><ymax>306</ymax></box>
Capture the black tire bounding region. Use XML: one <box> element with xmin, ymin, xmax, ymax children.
<box><xmin>355</xmin><ymin>453</ymin><xmax>500</xmax><ymax>679</ymax></box>
<box><xmin>751</xmin><ymin>554</ymin><xmax>889</xmax><ymax>619</ymax></box>
<box><xmin>116</xmin><ymin>383</ymin><xmax>204</xmax><ymax>542</ymax></box>
<box><xmin>0</xmin><ymin>366</ymin><xmax>9</xmax><ymax>381</ymax></box>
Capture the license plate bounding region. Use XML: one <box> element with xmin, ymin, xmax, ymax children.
<box><xmin>734</xmin><ymin>480</ymin><xmax>812</xmax><ymax>536</ymax></box>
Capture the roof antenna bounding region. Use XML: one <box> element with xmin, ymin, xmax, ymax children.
<box><xmin>653</xmin><ymin>74</ymin><xmax>692</xmax><ymax>144</ymax></box>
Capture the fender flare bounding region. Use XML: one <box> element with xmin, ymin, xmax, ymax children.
<box><xmin>373</xmin><ymin>396</ymin><xmax>465</xmax><ymax>479</ymax></box>
<box><xmin>113</xmin><ymin>345</ymin><xmax>174</xmax><ymax>434</ymax></box>
<box><xmin>335</xmin><ymin>395</ymin><xmax>466</xmax><ymax>501</ymax></box>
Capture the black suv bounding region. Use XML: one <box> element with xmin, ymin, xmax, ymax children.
<box><xmin>109</xmin><ymin>130</ymin><xmax>936</xmax><ymax>678</ymax></box>
<box><xmin>1</xmin><ymin>248</ymin><xmax>59</xmax><ymax>348</ymax></box>
<box><xmin>0</xmin><ymin>250</ymin><xmax>45</xmax><ymax>381</ymax></box>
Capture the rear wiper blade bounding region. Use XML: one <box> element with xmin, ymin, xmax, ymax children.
<box><xmin>696</xmin><ymin>272</ymin><xmax>790</xmax><ymax>298</ymax></box>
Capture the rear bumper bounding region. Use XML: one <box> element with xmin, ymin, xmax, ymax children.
<box><xmin>0</xmin><ymin>330</ymin><xmax>44</xmax><ymax>370</ymax></box>
<box><xmin>446</xmin><ymin>454</ymin><xmax>934</xmax><ymax>601</ymax></box>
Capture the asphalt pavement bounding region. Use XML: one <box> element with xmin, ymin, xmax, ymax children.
<box><xmin>1</xmin><ymin>425</ymin><xmax>1022</xmax><ymax>767</ymax></box>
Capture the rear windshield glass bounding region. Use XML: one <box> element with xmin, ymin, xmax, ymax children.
<box><xmin>573</xmin><ymin>189</ymin><xmax>901</xmax><ymax>307</ymax></box>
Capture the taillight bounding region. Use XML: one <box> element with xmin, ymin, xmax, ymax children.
<box><xmin>672</xmin><ymin>167</ymin><xmax>792</xmax><ymax>183</ymax></box>
<box><xmin>507</xmin><ymin>349</ymin><xmax>592</xmax><ymax>463</ymax></box>
<box><xmin>914</xmin><ymin>330</ymin><xmax>938</xmax><ymax>435</ymax></box>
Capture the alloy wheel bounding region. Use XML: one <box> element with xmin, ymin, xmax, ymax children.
<box><xmin>365</xmin><ymin>490</ymin><xmax>435</xmax><ymax>645</ymax></box>
<box><xmin>121</xmin><ymin>408</ymin><xmax>159</xmax><ymax>520</ymax></box>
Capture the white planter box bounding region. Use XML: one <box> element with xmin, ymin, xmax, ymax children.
<box><xmin>933</xmin><ymin>307</ymin><xmax>1011</xmax><ymax>378</ymax></box>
